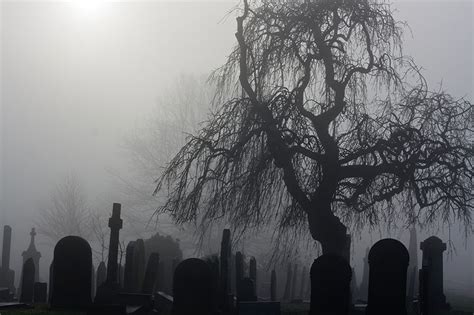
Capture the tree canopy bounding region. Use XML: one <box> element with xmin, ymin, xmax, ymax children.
<box><xmin>155</xmin><ymin>0</ymin><xmax>473</xmax><ymax>255</ymax></box>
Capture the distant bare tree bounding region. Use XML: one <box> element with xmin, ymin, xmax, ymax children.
<box><xmin>37</xmin><ymin>174</ymin><xmax>91</xmax><ymax>243</ymax></box>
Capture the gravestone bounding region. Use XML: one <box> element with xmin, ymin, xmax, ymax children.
<box><xmin>366</xmin><ymin>238</ymin><xmax>409</xmax><ymax>315</ymax></box>
<box><xmin>282</xmin><ymin>263</ymin><xmax>292</xmax><ymax>301</ymax></box>
<box><xmin>419</xmin><ymin>236</ymin><xmax>450</xmax><ymax>314</ymax></box>
<box><xmin>238</xmin><ymin>277</ymin><xmax>257</xmax><ymax>302</ymax></box>
<box><xmin>142</xmin><ymin>252</ymin><xmax>160</xmax><ymax>294</ymax></box>
<box><xmin>50</xmin><ymin>236</ymin><xmax>92</xmax><ymax>308</ymax></box>
<box><xmin>235</xmin><ymin>251</ymin><xmax>244</xmax><ymax>296</ymax></box>
<box><xmin>133</xmin><ymin>239</ymin><xmax>146</xmax><ymax>292</ymax></box>
<box><xmin>21</xmin><ymin>228</ymin><xmax>41</xmax><ymax>282</ymax></box>
<box><xmin>172</xmin><ymin>258</ymin><xmax>214</xmax><ymax>315</ymax></box>
<box><xmin>91</xmin><ymin>264</ymin><xmax>96</xmax><ymax>299</ymax></box>
<box><xmin>310</xmin><ymin>254</ymin><xmax>351</xmax><ymax>315</ymax></box>
<box><xmin>48</xmin><ymin>261</ymin><xmax>53</xmax><ymax>302</ymax></box>
<box><xmin>270</xmin><ymin>270</ymin><xmax>276</xmax><ymax>302</ymax></box>
<box><xmin>407</xmin><ymin>226</ymin><xmax>419</xmax><ymax>303</ymax></box>
<box><xmin>220</xmin><ymin>229</ymin><xmax>231</xmax><ymax>310</ymax></box>
<box><xmin>33</xmin><ymin>282</ymin><xmax>47</xmax><ymax>303</ymax></box>
<box><xmin>106</xmin><ymin>203</ymin><xmax>123</xmax><ymax>284</ymax></box>
<box><xmin>19</xmin><ymin>258</ymin><xmax>35</xmax><ymax>303</ymax></box>
<box><xmin>0</xmin><ymin>225</ymin><xmax>15</xmax><ymax>294</ymax></box>
<box><xmin>96</xmin><ymin>261</ymin><xmax>107</xmax><ymax>288</ymax></box>
<box><xmin>124</xmin><ymin>241</ymin><xmax>136</xmax><ymax>292</ymax></box>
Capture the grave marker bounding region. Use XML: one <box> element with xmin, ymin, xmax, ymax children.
<box><xmin>310</xmin><ymin>254</ymin><xmax>351</xmax><ymax>315</ymax></box>
<box><xmin>19</xmin><ymin>258</ymin><xmax>35</xmax><ymax>303</ymax></box>
<box><xmin>50</xmin><ymin>236</ymin><xmax>92</xmax><ymax>308</ymax></box>
<box><xmin>366</xmin><ymin>238</ymin><xmax>408</xmax><ymax>315</ymax></box>
<box><xmin>172</xmin><ymin>258</ymin><xmax>214</xmax><ymax>315</ymax></box>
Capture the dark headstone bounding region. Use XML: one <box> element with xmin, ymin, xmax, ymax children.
<box><xmin>238</xmin><ymin>277</ymin><xmax>257</xmax><ymax>302</ymax></box>
<box><xmin>133</xmin><ymin>239</ymin><xmax>146</xmax><ymax>292</ymax></box>
<box><xmin>419</xmin><ymin>236</ymin><xmax>450</xmax><ymax>314</ymax></box>
<box><xmin>19</xmin><ymin>258</ymin><xmax>35</xmax><ymax>303</ymax></box>
<box><xmin>48</xmin><ymin>261</ymin><xmax>53</xmax><ymax>302</ymax></box>
<box><xmin>50</xmin><ymin>236</ymin><xmax>92</xmax><ymax>308</ymax></box>
<box><xmin>0</xmin><ymin>225</ymin><xmax>15</xmax><ymax>294</ymax></box>
<box><xmin>235</xmin><ymin>251</ymin><xmax>244</xmax><ymax>295</ymax></box>
<box><xmin>282</xmin><ymin>263</ymin><xmax>292</xmax><ymax>301</ymax></box>
<box><xmin>220</xmin><ymin>229</ymin><xmax>231</xmax><ymax>310</ymax></box>
<box><xmin>96</xmin><ymin>261</ymin><xmax>107</xmax><ymax>289</ymax></box>
<box><xmin>270</xmin><ymin>270</ymin><xmax>276</xmax><ymax>302</ymax></box>
<box><xmin>91</xmin><ymin>264</ymin><xmax>96</xmax><ymax>299</ymax></box>
<box><xmin>124</xmin><ymin>241</ymin><xmax>136</xmax><ymax>292</ymax></box>
<box><xmin>21</xmin><ymin>228</ymin><xmax>41</xmax><ymax>283</ymax></box>
<box><xmin>310</xmin><ymin>254</ymin><xmax>351</xmax><ymax>315</ymax></box>
<box><xmin>407</xmin><ymin>226</ymin><xmax>419</xmax><ymax>303</ymax></box>
<box><xmin>366</xmin><ymin>238</ymin><xmax>408</xmax><ymax>315</ymax></box>
<box><xmin>33</xmin><ymin>282</ymin><xmax>47</xmax><ymax>303</ymax></box>
<box><xmin>172</xmin><ymin>258</ymin><xmax>214</xmax><ymax>315</ymax></box>
<box><xmin>106</xmin><ymin>203</ymin><xmax>123</xmax><ymax>284</ymax></box>
<box><xmin>142</xmin><ymin>252</ymin><xmax>160</xmax><ymax>294</ymax></box>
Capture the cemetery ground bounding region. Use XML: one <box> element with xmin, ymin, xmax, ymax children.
<box><xmin>1</xmin><ymin>203</ymin><xmax>473</xmax><ymax>315</ymax></box>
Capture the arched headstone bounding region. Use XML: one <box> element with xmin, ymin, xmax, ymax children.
<box><xmin>50</xmin><ymin>236</ymin><xmax>92</xmax><ymax>308</ymax></box>
<box><xmin>310</xmin><ymin>254</ymin><xmax>351</xmax><ymax>315</ymax></box>
<box><xmin>172</xmin><ymin>258</ymin><xmax>214</xmax><ymax>315</ymax></box>
<box><xmin>366</xmin><ymin>238</ymin><xmax>409</xmax><ymax>315</ymax></box>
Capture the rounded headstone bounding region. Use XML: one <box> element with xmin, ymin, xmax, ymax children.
<box><xmin>50</xmin><ymin>236</ymin><xmax>92</xmax><ymax>308</ymax></box>
<box><xmin>310</xmin><ymin>254</ymin><xmax>351</xmax><ymax>315</ymax></box>
<box><xmin>366</xmin><ymin>238</ymin><xmax>409</xmax><ymax>315</ymax></box>
<box><xmin>172</xmin><ymin>258</ymin><xmax>214</xmax><ymax>315</ymax></box>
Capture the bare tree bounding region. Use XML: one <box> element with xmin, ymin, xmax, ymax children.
<box><xmin>155</xmin><ymin>0</ymin><xmax>473</xmax><ymax>256</ymax></box>
<box><xmin>37</xmin><ymin>174</ymin><xmax>91</xmax><ymax>243</ymax></box>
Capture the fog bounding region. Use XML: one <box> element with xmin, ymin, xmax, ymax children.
<box><xmin>0</xmin><ymin>0</ymin><xmax>472</xmax><ymax>306</ymax></box>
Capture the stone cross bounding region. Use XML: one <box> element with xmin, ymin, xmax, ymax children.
<box><xmin>366</xmin><ymin>238</ymin><xmax>409</xmax><ymax>315</ymax></box>
<box><xmin>106</xmin><ymin>203</ymin><xmax>123</xmax><ymax>284</ymax></box>
<box><xmin>22</xmin><ymin>228</ymin><xmax>42</xmax><ymax>283</ymax></box>
<box><xmin>19</xmin><ymin>258</ymin><xmax>35</xmax><ymax>303</ymax></box>
<box><xmin>419</xmin><ymin>236</ymin><xmax>450</xmax><ymax>314</ymax></box>
<box><xmin>310</xmin><ymin>254</ymin><xmax>351</xmax><ymax>315</ymax></box>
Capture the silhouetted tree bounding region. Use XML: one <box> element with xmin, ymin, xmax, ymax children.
<box><xmin>155</xmin><ymin>0</ymin><xmax>473</xmax><ymax>256</ymax></box>
<box><xmin>37</xmin><ymin>174</ymin><xmax>91</xmax><ymax>242</ymax></box>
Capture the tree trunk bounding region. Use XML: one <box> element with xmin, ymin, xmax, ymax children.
<box><xmin>307</xmin><ymin>200</ymin><xmax>350</xmax><ymax>260</ymax></box>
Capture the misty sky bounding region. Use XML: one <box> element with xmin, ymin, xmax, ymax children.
<box><xmin>0</xmin><ymin>0</ymin><xmax>472</xmax><ymax>298</ymax></box>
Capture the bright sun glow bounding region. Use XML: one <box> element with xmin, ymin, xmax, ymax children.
<box><xmin>70</xmin><ymin>0</ymin><xmax>107</xmax><ymax>18</ymax></box>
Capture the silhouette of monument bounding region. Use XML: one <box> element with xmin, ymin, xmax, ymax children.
<box><xmin>22</xmin><ymin>228</ymin><xmax>41</xmax><ymax>282</ymax></box>
<box><xmin>0</xmin><ymin>225</ymin><xmax>15</xmax><ymax>294</ymax></box>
